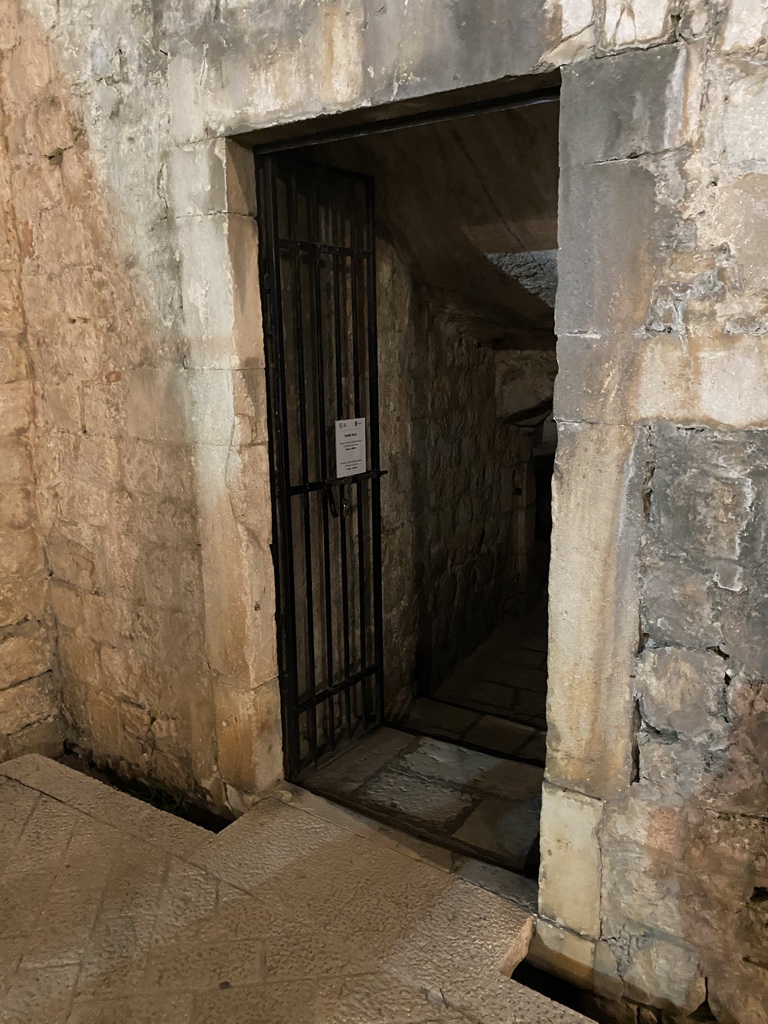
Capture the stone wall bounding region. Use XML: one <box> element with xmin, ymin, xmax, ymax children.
<box><xmin>0</xmin><ymin>6</ymin><xmax>281</xmax><ymax>812</ymax></box>
<box><xmin>0</xmin><ymin>40</ymin><xmax>60</xmax><ymax>761</ymax></box>
<box><xmin>538</xmin><ymin>10</ymin><xmax>768</xmax><ymax>1022</ymax></box>
<box><xmin>378</xmin><ymin>237</ymin><xmax>532</xmax><ymax>705</ymax></box>
<box><xmin>2</xmin><ymin>0</ymin><xmax>768</xmax><ymax>1018</ymax></box>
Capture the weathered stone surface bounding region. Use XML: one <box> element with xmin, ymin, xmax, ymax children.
<box><xmin>529</xmin><ymin>920</ymin><xmax>596</xmax><ymax>988</ymax></box>
<box><xmin>539</xmin><ymin>784</ymin><xmax>603</xmax><ymax>938</ymax></box>
<box><xmin>547</xmin><ymin>423</ymin><xmax>642</xmax><ymax>797</ymax></box>
<box><xmin>641</xmin><ymin>557</ymin><xmax>721</xmax><ymax>649</ymax></box>
<box><xmin>600</xmin><ymin>0</ymin><xmax>674</xmax><ymax>50</ymax></box>
<box><xmin>0</xmin><ymin>674</ymin><xmax>58</xmax><ymax>749</ymax></box>
<box><xmin>621</xmin><ymin>933</ymin><xmax>705</xmax><ymax>1014</ymax></box>
<box><xmin>0</xmin><ymin>631</ymin><xmax>51</xmax><ymax>689</ymax></box>
<box><xmin>556</xmin><ymin>159</ymin><xmax>658</xmax><ymax>338</ymax></box>
<box><xmin>562</xmin><ymin>45</ymin><xmax>690</xmax><ymax>168</ymax></box>
<box><xmin>635</xmin><ymin>647</ymin><xmax>728</xmax><ymax>739</ymax></box>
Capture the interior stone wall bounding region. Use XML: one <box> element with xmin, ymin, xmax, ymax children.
<box><xmin>377</xmin><ymin>233</ymin><xmax>536</xmax><ymax>708</ymax></box>
<box><xmin>0</xmin><ymin>61</ymin><xmax>60</xmax><ymax>760</ymax></box>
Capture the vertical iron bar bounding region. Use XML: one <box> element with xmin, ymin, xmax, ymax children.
<box><xmin>365</xmin><ymin>177</ymin><xmax>385</xmax><ymax>726</ymax></box>
<box><xmin>332</xmin><ymin>192</ymin><xmax>352</xmax><ymax>738</ymax></box>
<box><xmin>351</xmin><ymin>253</ymin><xmax>367</xmax><ymax>691</ymax></box>
<box><xmin>309</xmin><ymin>180</ymin><xmax>336</xmax><ymax>754</ymax></box>
<box><xmin>286</xmin><ymin>168</ymin><xmax>318</xmax><ymax>761</ymax></box>
<box><xmin>257</xmin><ymin>157</ymin><xmax>301</xmax><ymax>777</ymax></box>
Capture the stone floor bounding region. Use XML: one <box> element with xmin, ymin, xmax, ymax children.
<box><xmin>308</xmin><ymin>729</ymin><xmax>543</xmax><ymax>872</ymax></box>
<box><xmin>305</xmin><ymin>605</ymin><xmax>549</xmax><ymax>872</ymax></box>
<box><xmin>0</xmin><ymin>754</ymin><xmax>588</xmax><ymax>1024</ymax></box>
<box><xmin>420</xmin><ymin>602</ymin><xmax>549</xmax><ymax>741</ymax></box>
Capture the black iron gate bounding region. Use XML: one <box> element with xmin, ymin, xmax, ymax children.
<box><xmin>256</xmin><ymin>156</ymin><xmax>385</xmax><ymax>780</ymax></box>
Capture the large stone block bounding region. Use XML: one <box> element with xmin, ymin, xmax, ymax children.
<box><xmin>0</xmin><ymin>436</ymin><xmax>33</xmax><ymax>488</ymax></box>
<box><xmin>0</xmin><ymin>673</ymin><xmax>58</xmax><ymax>737</ymax></box>
<box><xmin>0</xmin><ymin>631</ymin><xmax>52</xmax><ymax>689</ymax></box>
<box><xmin>621</xmin><ymin>933</ymin><xmax>705</xmax><ymax>1014</ymax></box>
<box><xmin>528</xmin><ymin>919</ymin><xmax>596</xmax><ymax>988</ymax></box>
<box><xmin>635</xmin><ymin>647</ymin><xmax>728</xmax><ymax>739</ymax></box>
<box><xmin>0</xmin><ymin>334</ymin><xmax>26</xmax><ymax>385</ymax></box>
<box><xmin>600</xmin><ymin>0</ymin><xmax>674</xmax><ymax>50</ymax></box>
<box><xmin>0</xmin><ymin>484</ymin><xmax>35</xmax><ymax>532</ymax></box>
<box><xmin>0</xmin><ymin>380</ymin><xmax>33</xmax><ymax>436</ymax></box>
<box><xmin>562</xmin><ymin>44</ymin><xmax>689</xmax><ymax>167</ymax></box>
<box><xmin>556</xmin><ymin>159</ymin><xmax>659</xmax><ymax>337</ymax></box>
<box><xmin>641</xmin><ymin>557</ymin><xmax>722</xmax><ymax>649</ymax></box>
<box><xmin>547</xmin><ymin>422</ymin><xmax>642</xmax><ymax>797</ymax></box>
<box><xmin>214</xmin><ymin>678</ymin><xmax>283</xmax><ymax>809</ymax></box>
<box><xmin>539</xmin><ymin>783</ymin><xmax>603</xmax><ymax>938</ymax></box>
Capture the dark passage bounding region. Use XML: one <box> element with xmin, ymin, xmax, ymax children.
<box><xmin>263</xmin><ymin>89</ymin><xmax>559</xmax><ymax>876</ymax></box>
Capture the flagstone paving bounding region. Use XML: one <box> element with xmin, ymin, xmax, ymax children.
<box><xmin>0</xmin><ymin>754</ymin><xmax>588</xmax><ymax>1024</ymax></box>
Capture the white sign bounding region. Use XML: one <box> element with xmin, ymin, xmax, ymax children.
<box><xmin>335</xmin><ymin>418</ymin><xmax>366</xmax><ymax>478</ymax></box>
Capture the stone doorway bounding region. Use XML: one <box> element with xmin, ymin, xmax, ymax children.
<box><xmin>260</xmin><ymin>87</ymin><xmax>560</xmax><ymax>877</ymax></box>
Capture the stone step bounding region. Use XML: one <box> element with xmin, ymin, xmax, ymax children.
<box><xmin>191</xmin><ymin>784</ymin><xmax>589</xmax><ymax>1023</ymax></box>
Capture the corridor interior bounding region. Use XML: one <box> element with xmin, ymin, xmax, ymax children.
<box><xmin>308</xmin><ymin>579</ymin><xmax>550</xmax><ymax>875</ymax></box>
<box><xmin>283</xmin><ymin>92</ymin><xmax>560</xmax><ymax>878</ymax></box>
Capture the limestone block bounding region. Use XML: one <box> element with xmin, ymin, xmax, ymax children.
<box><xmin>539</xmin><ymin>783</ymin><xmax>603</xmax><ymax>938</ymax></box>
<box><xmin>722</xmin><ymin>0</ymin><xmax>768</xmax><ymax>53</ymax></box>
<box><xmin>182</xmin><ymin>367</ymin><xmax>238</xmax><ymax>446</ymax></box>
<box><xmin>226</xmin><ymin>213</ymin><xmax>266</xmax><ymax>370</ymax></box>
<box><xmin>528</xmin><ymin>919</ymin><xmax>596</xmax><ymax>988</ymax></box>
<box><xmin>59</xmin><ymin>436</ymin><xmax>119</xmax><ymax>527</ymax></box>
<box><xmin>123</xmin><ymin>367</ymin><xmax>188</xmax><ymax>444</ymax></box>
<box><xmin>0</xmin><ymin>632</ymin><xmax>52</xmax><ymax>689</ymax></box>
<box><xmin>167</xmin><ymin>139</ymin><xmax>227</xmax><ymax>218</ymax></box>
<box><xmin>711</xmin><ymin>174</ymin><xmax>768</xmax><ymax>292</ymax></box>
<box><xmin>622</xmin><ymin>933</ymin><xmax>706</xmax><ymax>1013</ymax></box>
<box><xmin>556</xmin><ymin>159</ymin><xmax>658</xmax><ymax>337</ymax></box>
<box><xmin>0</xmin><ymin>334</ymin><xmax>26</xmax><ymax>385</ymax></box>
<box><xmin>232</xmin><ymin>369</ymin><xmax>269</xmax><ymax>446</ymax></box>
<box><xmin>0</xmin><ymin>482</ymin><xmax>34</xmax><ymax>532</ymax></box>
<box><xmin>600</xmin><ymin>792</ymin><xmax>686</xmax><ymax>938</ymax></box>
<box><xmin>635</xmin><ymin>647</ymin><xmax>728</xmax><ymax>739</ymax></box>
<box><xmin>0</xmin><ymin>576</ymin><xmax>46</xmax><ymax>632</ymax></box>
<box><xmin>0</xmin><ymin>436</ymin><xmax>33</xmax><ymax>487</ymax></box>
<box><xmin>214</xmin><ymin>678</ymin><xmax>283</xmax><ymax>806</ymax></box>
<box><xmin>562</xmin><ymin>45</ymin><xmax>690</xmax><ymax>168</ymax></box>
<box><xmin>0</xmin><ymin>380</ymin><xmax>33</xmax><ymax>435</ymax></box>
<box><xmin>601</xmin><ymin>0</ymin><xmax>673</xmax><ymax>49</ymax></box>
<box><xmin>547</xmin><ymin>423</ymin><xmax>641</xmax><ymax>797</ymax></box>
<box><xmin>556</xmin><ymin>329</ymin><xmax>768</xmax><ymax>429</ymax></box>
<box><xmin>39</xmin><ymin>377</ymin><xmax>83</xmax><ymax>435</ymax></box>
<box><xmin>46</xmin><ymin>521</ymin><xmax>99</xmax><ymax>592</ymax></box>
<box><xmin>654</xmin><ymin>467</ymin><xmax>753</xmax><ymax>567</ymax></box>
<box><xmin>721</xmin><ymin>69</ymin><xmax>768</xmax><ymax>168</ymax></box>
<box><xmin>0</xmin><ymin>526</ymin><xmax>46</xmax><ymax>584</ymax></box>
<box><xmin>641</xmin><ymin>557</ymin><xmax>722</xmax><ymax>648</ymax></box>
<box><xmin>120</xmin><ymin>439</ymin><xmax>195</xmax><ymax>503</ymax></box>
<box><xmin>174</xmin><ymin>214</ymin><xmax>236</xmax><ymax>369</ymax></box>
<box><xmin>709</xmin><ymin>959</ymin><xmax>768</xmax><ymax>1024</ymax></box>
<box><xmin>0</xmin><ymin>269</ymin><xmax>24</xmax><ymax>337</ymax></box>
<box><xmin>0</xmin><ymin>718</ymin><xmax>62</xmax><ymax>761</ymax></box>
<box><xmin>80</xmin><ymin>377</ymin><xmax>125</xmax><ymax>438</ymax></box>
<box><xmin>0</xmin><ymin>673</ymin><xmax>58</xmax><ymax>737</ymax></box>
<box><xmin>225</xmin><ymin>138</ymin><xmax>257</xmax><ymax>217</ymax></box>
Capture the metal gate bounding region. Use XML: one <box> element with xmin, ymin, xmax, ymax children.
<box><xmin>256</xmin><ymin>156</ymin><xmax>385</xmax><ymax>780</ymax></box>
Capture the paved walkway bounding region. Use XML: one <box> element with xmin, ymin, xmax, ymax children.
<box><xmin>0</xmin><ymin>755</ymin><xmax>587</xmax><ymax>1024</ymax></box>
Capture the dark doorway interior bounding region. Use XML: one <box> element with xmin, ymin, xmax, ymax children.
<box><xmin>259</xmin><ymin>90</ymin><xmax>559</xmax><ymax>877</ymax></box>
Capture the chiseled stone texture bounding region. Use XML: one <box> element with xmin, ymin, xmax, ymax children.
<box><xmin>0</xmin><ymin>754</ymin><xmax>590</xmax><ymax>1024</ymax></box>
<box><xmin>0</xmin><ymin>30</ymin><xmax>60</xmax><ymax>759</ymax></box>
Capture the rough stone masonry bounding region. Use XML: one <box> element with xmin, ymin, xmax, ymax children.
<box><xmin>1</xmin><ymin>0</ymin><xmax>768</xmax><ymax>1021</ymax></box>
